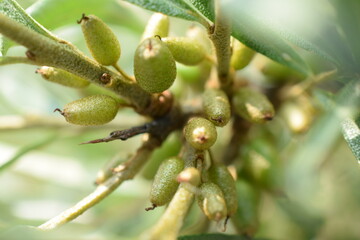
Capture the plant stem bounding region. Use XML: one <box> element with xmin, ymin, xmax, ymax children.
<box><xmin>112</xmin><ymin>63</ymin><xmax>135</xmax><ymax>82</ymax></box>
<box><xmin>0</xmin><ymin>13</ymin><xmax>153</xmax><ymax>114</ymax></box>
<box><xmin>38</xmin><ymin>135</ymin><xmax>162</xmax><ymax>230</ymax></box>
<box><xmin>209</xmin><ymin>0</ymin><xmax>232</xmax><ymax>93</ymax></box>
<box><xmin>142</xmin><ymin>183</ymin><xmax>196</xmax><ymax>240</ymax></box>
<box><xmin>0</xmin><ymin>56</ymin><xmax>36</xmax><ymax>66</ymax></box>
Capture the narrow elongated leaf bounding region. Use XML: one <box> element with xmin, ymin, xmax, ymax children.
<box><xmin>0</xmin><ymin>0</ymin><xmax>53</xmax><ymax>37</ymax></box>
<box><xmin>123</xmin><ymin>0</ymin><xmax>208</xmax><ymax>26</ymax></box>
<box><xmin>0</xmin><ymin>0</ymin><xmax>56</xmax><ymax>55</ymax></box>
<box><xmin>342</xmin><ymin>118</ymin><xmax>360</xmax><ymax>163</ymax></box>
<box><xmin>187</xmin><ymin>0</ymin><xmax>214</xmax><ymax>21</ymax></box>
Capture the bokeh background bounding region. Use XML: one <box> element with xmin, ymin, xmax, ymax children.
<box><xmin>0</xmin><ymin>0</ymin><xmax>359</xmax><ymax>239</ymax></box>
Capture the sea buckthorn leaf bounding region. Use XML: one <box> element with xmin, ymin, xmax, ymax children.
<box><xmin>123</xmin><ymin>0</ymin><xmax>208</xmax><ymax>26</ymax></box>
<box><xmin>0</xmin><ymin>0</ymin><xmax>56</xmax><ymax>55</ymax></box>
<box><xmin>342</xmin><ymin>118</ymin><xmax>360</xmax><ymax>163</ymax></box>
<box><xmin>187</xmin><ymin>0</ymin><xmax>214</xmax><ymax>21</ymax></box>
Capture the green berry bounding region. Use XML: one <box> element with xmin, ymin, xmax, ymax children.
<box><xmin>79</xmin><ymin>14</ymin><xmax>121</xmax><ymax>66</ymax></box>
<box><xmin>183</xmin><ymin>117</ymin><xmax>217</xmax><ymax>150</ymax></box>
<box><xmin>202</xmin><ymin>88</ymin><xmax>231</xmax><ymax>127</ymax></box>
<box><xmin>56</xmin><ymin>95</ymin><xmax>119</xmax><ymax>126</ymax></box>
<box><xmin>142</xmin><ymin>13</ymin><xmax>169</xmax><ymax>40</ymax></box>
<box><xmin>149</xmin><ymin>157</ymin><xmax>184</xmax><ymax>207</ymax></box>
<box><xmin>230</xmin><ymin>39</ymin><xmax>255</xmax><ymax>70</ymax></box>
<box><xmin>36</xmin><ymin>66</ymin><xmax>90</xmax><ymax>88</ymax></box>
<box><xmin>134</xmin><ymin>37</ymin><xmax>176</xmax><ymax>93</ymax></box>
<box><xmin>208</xmin><ymin>164</ymin><xmax>238</xmax><ymax>217</ymax></box>
<box><xmin>233</xmin><ymin>87</ymin><xmax>275</xmax><ymax>123</ymax></box>
<box><xmin>197</xmin><ymin>182</ymin><xmax>227</xmax><ymax>222</ymax></box>
<box><xmin>186</xmin><ymin>25</ymin><xmax>213</xmax><ymax>54</ymax></box>
<box><xmin>162</xmin><ymin>37</ymin><xmax>206</xmax><ymax>66</ymax></box>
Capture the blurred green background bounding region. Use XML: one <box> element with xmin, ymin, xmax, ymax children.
<box><xmin>0</xmin><ymin>0</ymin><xmax>360</xmax><ymax>239</ymax></box>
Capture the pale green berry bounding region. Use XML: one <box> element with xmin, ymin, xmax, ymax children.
<box><xmin>36</xmin><ymin>66</ymin><xmax>90</xmax><ymax>88</ymax></box>
<box><xmin>149</xmin><ymin>157</ymin><xmax>184</xmax><ymax>207</ymax></box>
<box><xmin>142</xmin><ymin>13</ymin><xmax>169</xmax><ymax>40</ymax></box>
<box><xmin>197</xmin><ymin>182</ymin><xmax>227</xmax><ymax>222</ymax></box>
<box><xmin>208</xmin><ymin>164</ymin><xmax>238</xmax><ymax>217</ymax></box>
<box><xmin>230</xmin><ymin>39</ymin><xmax>255</xmax><ymax>70</ymax></box>
<box><xmin>183</xmin><ymin>117</ymin><xmax>217</xmax><ymax>150</ymax></box>
<box><xmin>134</xmin><ymin>37</ymin><xmax>176</xmax><ymax>93</ymax></box>
<box><xmin>162</xmin><ymin>37</ymin><xmax>206</xmax><ymax>65</ymax></box>
<box><xmin>233</xmin><ymin>87</ymin><xmax>275</xmax><ymax>123</ymax></box>
<box><xmin>56</xmin><ymin>95</ymin><xmax>119</xmax><ymax>126</ymax></box>
<box><xmin>203</xmin><ymin>88</ymin><xmax>231</xmax><ymax>127</ymax></box>
<box><xmin>186</xmin><ymin>25</ymin><xmax>213</xmax><ymax>54</ymax></box>
<box><xmin>79</xmin><ymin>14</ymin><xmax>121</xmax><ymax>66</ymax></box>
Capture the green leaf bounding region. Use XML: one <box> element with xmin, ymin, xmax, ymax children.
<box><xmin>187</xmin><ymin>0</ymin><xmax>214</xmax><ymax>21</ymax></box>
<box><xmin>0</xmin><ymin>0</ymin><xmax>56</xmax><ymax>55</ymax></box>
<box><xmin>342</xmin><ymin>118</ymin><xmax>360</xmax><ymax>163</ymax></box>
<box><xmin>221</xmin><ymin>2</ymin><xmax>311</xmax><ymax>75</ymax></box>
<box><xmin>178</xmin><ymin>233</ymin><xmax>268</xmax><ymax>240</ymax></box>
<box><xmin>123</xmin><ymin>0</ymin><xmax>208</xmax><ymax>26</ymax></box>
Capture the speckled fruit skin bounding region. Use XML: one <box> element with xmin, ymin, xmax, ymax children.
<box><xmin>162</xmin><ymin>37</ymin><xmax>206</xmax><ymax>66</ymax></box>
<box><xmin>230</xmin><ymin>40</ymin><xmax>255</xmax><ymax>70</ymax></box>
<box><xmin>62</xmin><ymin>95</ymin><xmax>118</xmax><ymax>126</ymax></box>
<box><xmin>37</xmin><ymin>66</ymin><xmax>90</xmax><ymax>88</ymax></box>
<box><xmin>80</xmin><ymin>15</ymin><xmax>121</xmax><ymax>66</ymax></box>
<box><xmin>209</xmin><ymin>164</ymin><xmax>238</xmax><ymax>217</ymax></box>
<box><xmin>134</xmin><ymin>37</ymin><xmax>176</xmax><ymax>93</ymax></box>
<box><xmin>150</xmin><ymin>157</ymin><xmax>184</xmax><ymax>206</ymax></box>
<box><xmin>233</xmin><ymin>87</ymin><xmax>275</xmax><ymax>124</ymax></box>
<box><xmin>184</xmin><ymin>117</ymin><xmax>217</xmax><ymax>150</ymax></box>
<box><xmin>203</xmin><ymin>88</ymin><xmax>231</xmax><ymax>127</ymax></box>
<box><xmin>197</xmin><ymin>182</ymin><xmax>227</xmax><ymax>221</ymax></box>
<box><xmin>142</xmin><ymin>13</ymin><xmax>169</xmax><ymax>40</ymax></box>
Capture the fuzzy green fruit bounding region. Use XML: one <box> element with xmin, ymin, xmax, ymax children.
<box><xmin>79</xmin><ymin>14</ymin><xmax>121</xmax><ymax>66</ymax></box>
<box><xmin>36</xmin><ymin>66</ymin><xmax>90</xmax><ymax>88</ymax></box>
<box><xmin>197</xmin><ymin>182</ymin><xmax>227</xmax><ymax>222</ymax></box>
<box><xmin>142</xmin><ymin>13</ymin><xmax>169</xmax><ymax>40</ymax></box>
<box><xmin>233</xmin><ymin>87</ymin><xmax>275</xmax><ymax>123</ymax></box>
<box><xmin>230</xmin><ymin>39</ymin><xmax>255</xmax><ymax>70</ymax></box>
<box><xmin>149</xmin><ymin>157</ymin><xmax>184</xmax><ymax>207</ymax></box>
<box><xmin>183</xmin><ymin>117</ymin><xmax>217</xmax><ymax>150</ymax></box>
<box><xmin>56</xmin><ymin>95</ymin><xmax>119</xmax><ymax>126</ymax></box>
<box><xmin>208</xmin><ymin>164</ymin><xmax>238</xmax><ymax>217</ymax></box>
<box><xmin>162</xmin><ymin>37</ymin><xmax>206</xmax><ymax>66</ymax></box>
<box><xmin>203</xmin><ymin>88</ymin><xmax>231</xmax><ymax>127</ymax></box>
<box><xmin>134</xmin><ymin>37</ymin><xmax>176</xmax><ymax>93</ymax></box>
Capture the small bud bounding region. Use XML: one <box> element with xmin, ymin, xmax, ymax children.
<box><xmin>142</xmin><ymin>13</ymin><xmax>169</xmax><ymax>40</ymax></box>
<box><xmin>55</xmin><ymin>95</ymin><xmax>119</xmax><ymax>126</ymax></box>
<box><xmin>202</xmin><ymin>88</ymin><xmax>231</xmax><ymax>127</ymax></box>
<box><xmin>184</xmin><ymin>117</ymin><xmax>217</xmax><ymax>150</ymax></box>
<box><xmin>208</xmin><ymin>164</ymin><xmax>238</xmax><ymax>217</ymax></box>
<box><xmin>79</xmin><ymin>14</ymin><xmax>121</xmax><ymax>66</ymax></box>
<box><xmin>230</xmin><ymin>39</ymin><xmax>255</xmax><ymax>70</ymax></box>
<box><xmin>162</xmin><ymin>37</ymin><xmax>206</xmax><ymax>65</ymax></box>
<box><xmin>149</xmin><ymin>157</ymin><xmax>184</xmax><ymax>208</ymax></box>
<box><xmin>177</xmin><ymin>167</ymin><xmax>201</xmax><ymax>186</ymax></box>
<box><xmin>134</xmin><ymin>37</ymin><xmax>176</xmax><ymax>93</ymax></box>
<box><xmin>36</xmin><ymin>66</ymin><xmax>90</xmax><ymax>88</ymax></box>
<box><xmin>197</xmin><ymin>182</ymin><xmax>227</xmax><ymax>222</ymax></box>
<box><xmin>233</xmin><ymin>87</ymin><xmax>275</xmax><ymax>123</ymax></box>
<box><xmin>95</xmin><ymin>154</ymin><xmax>124</xmax><ymax>185</ymax></box>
